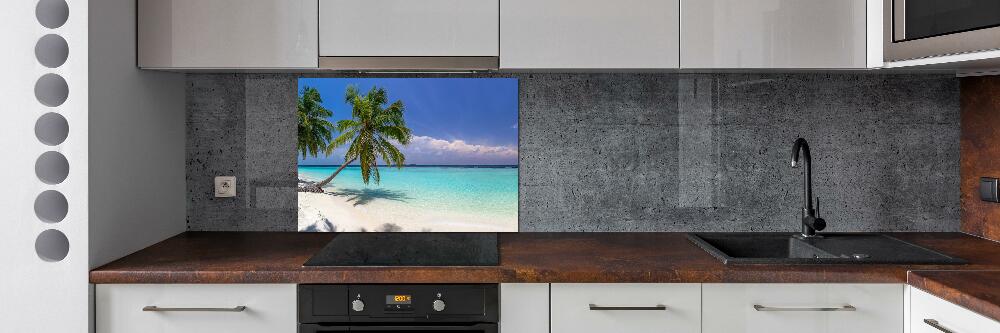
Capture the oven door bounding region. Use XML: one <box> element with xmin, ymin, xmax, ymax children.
<box><xmin>300</xmin><ymin>323</ymin><xmax>498</xmax><ymax>333</ymax></box>
<box><xmin>885</xmin><ymin>0</ymin><xmax>1000</xmax><ymax>61</ymax></box>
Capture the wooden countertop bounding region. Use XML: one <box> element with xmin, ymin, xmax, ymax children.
<box><xmin>91</xmin><ymin>232</ymin><xmax>1000</xmax><ymax>284</ymax></box>
<box><xmin>908</xmin><ymin>270</ymin><xmax>1000</xmax><ymax>322</ymax></box>
<box><xmin>89</xmin><ymin>231</ymin><xmax>1000</xmax><ymax>321</ymax></box>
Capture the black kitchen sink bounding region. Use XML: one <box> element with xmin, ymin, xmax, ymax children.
<box><xmin>687</xmin><ymin>233</ymin><xmax>966</xmax><ymax>265</ymax></box>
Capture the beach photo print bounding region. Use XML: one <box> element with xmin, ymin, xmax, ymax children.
<box><xmin>297</xmin><ymin>78</ymin><xmax>518</xmax><ymax>232</ymax></box>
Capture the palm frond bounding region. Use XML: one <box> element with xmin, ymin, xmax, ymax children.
<box><xmin>297</xmin><ymin>86</ymin><xmax>336</xmax><ymax>159</ymax></box>
<box><xmin>316</xmin><ymin>84</ymin><xmax>413</xmax><ymax>186</ymax></box>
<box><xmin>336</xmin><ymin>119</ymin><xmax>360</xmax><ymax>132</ymax></box>
<box><xmin>376</xmin><ymin>125</ymin><xmax>412</xmax><ymax>144</ymax></box>
<box><xmin>367</xmin><ymin>87</ymin><xmax>388</xmax><ymax>109</ymax></box>
<box><xmin>326</xmin><ymin>128</ymin><xmax>356</xmax><ymax>153</ymax></box>
<box><xmin>375</xmin><ymin>136</ymin><xmax>406</xmax><ymax>168</ymax></box>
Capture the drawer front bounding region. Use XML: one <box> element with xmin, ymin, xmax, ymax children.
<box><xmin>96</xmin><ymin>284</ymin><xmax>296</xmax><ymax>333</ymax></box>
<box><xmin>911</xmin><ymin>287</ymin><xmax>1000</xmax><ymax>333</ymax></box>
<box><xmin>551</xmin><ymin>283</ymin><xmax>700</xmax><ymax>333</ymax></box>
<box><xmin>703</xmin><ymin>283</ymin><xmax>903</xmax><ymax>333</ymax></box>
<box><xmin>500</xmin><ymin>283</ymin><xmax>548</xmax><ymax>333</ymax></box>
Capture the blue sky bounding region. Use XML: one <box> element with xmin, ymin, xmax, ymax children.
<box><xmin>298</xmin><ymin>78</ymin><xmax>518</xmax><ymax>165</ymax></box>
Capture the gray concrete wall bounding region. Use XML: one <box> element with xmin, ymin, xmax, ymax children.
<box><xmin>186</xmin><ymin>73</ymin><xmax>960</xmax><ymax>232</ymax></box>
<box><xmin>186</xmin><ymin>75</ymin><xmax>298</xmax><ymax>231</ymax></box>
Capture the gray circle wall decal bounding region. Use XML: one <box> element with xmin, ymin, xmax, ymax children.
<box><xmin>35</xmin><ymin>229</ymin><xmax>70</xmax><ymax>262</ymax></box>
<box><xmin>35</xmin><ymin>34</ymin><xmax>69</xmax><ymax>68</ymax></box>
<box><xmin>35</xmin><ymin>112</ymin><xmax>69</xmax><ymax>146</ymax></box>
<box><xmin>34</xmin><ymin>73</ymin><xmax>69</xmax><ymax>107</ymax></box>
<box><xmin>35</xmin><ymin>151</ymin><xmax>69</xmax><ymax>184</ymax></box>
<box><xmin>36</xmin><ymin>0</ymin><xmax>69</xmax><ymax>29</ymax></box>
<box><xmin>34</xmin><ymin>190</ymin><xmax>68</xmax><ymax>223</ymax></box>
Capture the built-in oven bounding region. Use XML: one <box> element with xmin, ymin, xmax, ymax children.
<box><xmin>299</xmin><ymin>284</ymin><xmax>498</xmax><ymax>333</ymax></box>
<box><xmin>884</xmin><ymin>0</ymin><xmax>1000</xmax><ymax>61</ymax></box>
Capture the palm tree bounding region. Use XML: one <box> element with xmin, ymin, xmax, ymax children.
<box><xmin>314</xmin><ymin>85</ymin><xmax>412</xmax><ymax>188</ymax></box>
<box><xmin>297</xmin><ymin>86</ymin><xmax>335</xmax><ymax>159</ymax></box>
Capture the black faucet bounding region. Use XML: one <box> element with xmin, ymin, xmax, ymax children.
<box><xmin>791</xmin><ymin>138</ymin><xmax>826</xmax><ymax>238</ymax></box>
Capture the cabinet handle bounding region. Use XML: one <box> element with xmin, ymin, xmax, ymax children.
<box><xmin>589</xmin><ymin>304</ymin><xmax>667</xmax><ymax>311</ymax></box>
<box><xmin>142</xmin><ymin>306</ymin><xmax>247</xmax><ymax>312</ymax></box>
<box><xmin>753</xmin><ymin>304</ymin><xmax>856</xmax><ymax>312</ymax></box>
<box><xmin>923</xmin><ymin>319</ymin><xmax>955</xmax><ymax>333</ymax></box>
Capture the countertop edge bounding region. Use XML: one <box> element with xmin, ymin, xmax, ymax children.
<box><xmin>907</xmin><ymin>270</ymin><xmax>1000</xmax><ymax>323</ymax></box>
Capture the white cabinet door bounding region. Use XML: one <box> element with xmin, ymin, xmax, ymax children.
<box><xmin>138</xmin><ymin>0</ymin><xmax>318</xmax><ymax>69</ymax></box>
<box><xmin>501</xmin><ymin>0</ymin><xmax>680</xmax><ymax>69</ymax></box>
<box><xmin>319</xmin><ymin>0</ymin><xmax>499</xmax><ymax>57</ymax></box>
<box><xmin>702</xmin><ymin>283</ymin><xmax>903</xmax><ymax>333</ymax></box>
<box><xmin>910</xmin><ymin>287</ymin><xmax>1000</xmax><ymax>333</ymax></box>
<box><xmin>96</xmin><ymin>284</ymin><xmax>297</xmax><ymax>333</ymax></box>
<box><xmin>500</xmin><ymin>283</ymin><xmax>549</xmax><ymax>333</ymax></box>
<box><xmin>680</xmin><ymin>0</ymin><xmax>868</xmax><ymax>68</ymax></box>
<box><xmin>551</xmin><ymin>283</ymin><xmax>700</xmax><ymax>333</ymax></box>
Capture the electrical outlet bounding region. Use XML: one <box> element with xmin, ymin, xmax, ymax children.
<box><xmin>215</xmin><ymin>176</ymin><xmax>236</xmax><ymax>198</ymax></box>
<box><xmin>981</xmin><ymin>177</ymin><xmax>999</xmax><ymax>202</ymax></box>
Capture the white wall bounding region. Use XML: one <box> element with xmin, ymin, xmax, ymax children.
<box><xmin>88</xmin><ymin>0</ymin><xmax>186</xmax><ymax>269</ymax></box>
<box><xmin>0</xmin><ymin>0</ymin><xmax>90</xmax><ymax>331</ymax></box>
<box><xmin>0</xmin><ymin>0</ymin><xmax>184</xmax><ymax>330</ymax></box>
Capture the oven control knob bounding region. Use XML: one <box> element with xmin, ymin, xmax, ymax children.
<box><xmin>432</xmin><ymin>299</ymin><xmax>446</xmax><ymax>312</ymax></box>
<box><xmin>351</xmin><ymin>299</ymin><xmax>365</xmax><ymax>312</ymax></box>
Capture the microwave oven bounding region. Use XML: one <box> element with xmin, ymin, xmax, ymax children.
<box><xmin>884</xmin><ymin>0</ymin><xmax>1000</xmax><ymax>62</ymax></box>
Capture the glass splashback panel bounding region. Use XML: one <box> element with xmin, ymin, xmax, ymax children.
<box><xmin>296</xmin><ymin>78</ymin><xmax>518</xmax><ymax>232</ymax></box>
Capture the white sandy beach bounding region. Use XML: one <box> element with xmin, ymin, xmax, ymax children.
<box><xmin>298</xmin><ymin>192</ymin><xmax>516</xmax><ymax>232</ymax></box>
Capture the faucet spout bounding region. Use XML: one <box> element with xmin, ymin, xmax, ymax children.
<box><xmin>791</xmin><ymin>138</ymin><xmax>825</xmax><ymax>237</ymax></box>
<box><xmin>791</xmin><ymin>138</ymin><xmax>812</xmax><ymax>211</ymax></box>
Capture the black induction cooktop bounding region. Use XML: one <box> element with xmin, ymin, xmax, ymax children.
<box><xmin>303</xmin><ymin>233</ymin><xmax>499</xmax><ymax>266</ymax></box>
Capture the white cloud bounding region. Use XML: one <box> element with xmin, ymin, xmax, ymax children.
<box><xmin>302</xmin><ymin>135</ymin><xmax>518</xmax><ymax>166</ymax></box>
<box><xmin>406</xmin><ymin>135</ymin><xmax>517</xmax><ymax>160</ymax></box>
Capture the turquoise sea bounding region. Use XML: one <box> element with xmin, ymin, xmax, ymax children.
<box><xmin>298</xmin><ymin>165</ymin><xmax>518</xmax><ymax>219</ymax></box>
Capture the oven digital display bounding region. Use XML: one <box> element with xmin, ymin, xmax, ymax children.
<box><xmin>386</xmin><ymin>295</ymin><xmax>412</xmax><ymax>305</ymax></box>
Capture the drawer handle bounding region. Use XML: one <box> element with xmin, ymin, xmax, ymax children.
<box><xmin>923</xmin><ymin>319</ymin><xmax>955</xmax><ymax>333</ymax></box>
<box><xmin>753</xmin><ymin>304</ymin><xmax>856</xmax><ymax>312</ymax></box>
<box><xmin>142</xmin><ymin>306</ymin><xmax>247</xmax><ymax>312</ymax></box>
<box><xmin>589</xmin><ymin>304</ymin><xmax>667</xmax><ymax>311</ymax></box>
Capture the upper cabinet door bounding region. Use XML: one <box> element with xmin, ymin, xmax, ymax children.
<box><xmin>681</xmin><ymin>0</ymin><xmax>869</xmax><ymax>69</ymax></box>
<box><xmin>319</xmin><ymin>0</ymin><xmax>500</xmax><ymax>57</ymax></box>
<box><xmin>138</xmin><ymin>0</ymin><xmax>319</xmax><ymax>69</ymax></box>
<box><xmin>501</xmin><ymin>0</ymin><xmax>680</xmax><ymax>69</ymax></box>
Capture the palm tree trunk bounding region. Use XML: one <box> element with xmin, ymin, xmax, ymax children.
<box><xmin>315</xmin><ymin>158</ymin><xmax>356</xmax><ymax>189</ymax></box>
